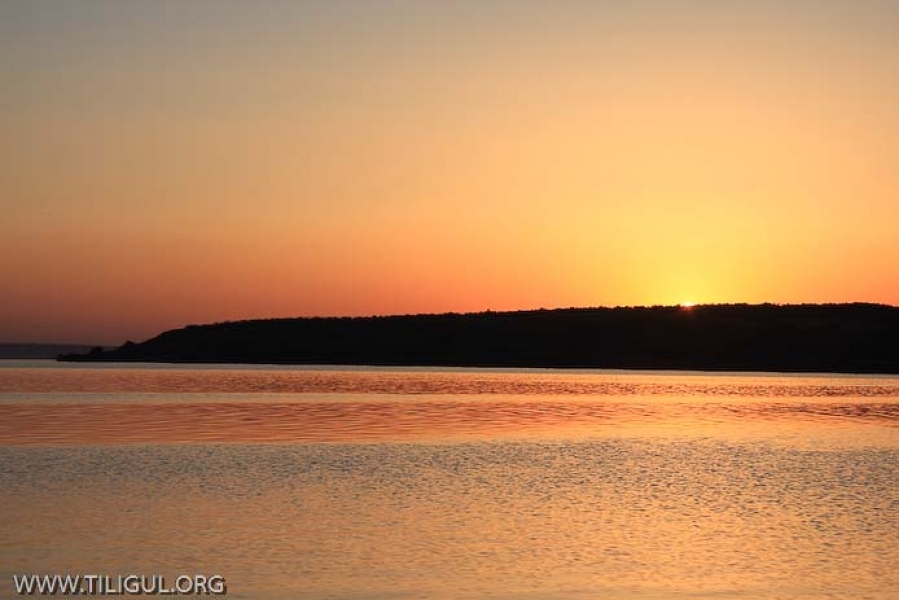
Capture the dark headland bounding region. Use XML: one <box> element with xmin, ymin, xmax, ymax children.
<box><xmin>59</xmin><ymin>303</ymin><xmax>899</xmax><ymax>374</ymax></box>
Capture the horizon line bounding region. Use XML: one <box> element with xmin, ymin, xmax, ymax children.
<box><xmin>6</xmin><ymin>301</ymin><xmax>896</xmax><ymax>348</ymax></box>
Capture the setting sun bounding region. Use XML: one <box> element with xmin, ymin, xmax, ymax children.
<box><xmin>2</xmin><ymin>0</ymin><xmax>898</xmax><ymax>347</ymax></box>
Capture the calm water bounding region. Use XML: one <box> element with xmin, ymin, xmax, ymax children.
<box><xmin>1</xmin><ymin>361</ymin><xmax>897</xmax><ymax>599</ymax></box>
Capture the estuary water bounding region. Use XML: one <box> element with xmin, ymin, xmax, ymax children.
<box><xmin>1</xmin><ymin>360</ymin><xmax>897</xmax><ymax>599</ymax></box>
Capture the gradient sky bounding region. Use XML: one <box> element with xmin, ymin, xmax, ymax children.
<box><xmin>2</xmin><ymin>1</ymin><xmax>898</xmax><ymax>344</ymax></box>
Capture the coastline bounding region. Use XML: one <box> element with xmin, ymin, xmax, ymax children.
<box><xmin>58</xmin><ymin>303</ymin><xmax>899</xmax><ymax>375</ymax></box>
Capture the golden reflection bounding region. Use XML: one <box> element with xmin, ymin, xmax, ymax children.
<box><xmin>1</xmin><ymin>398</ymin><xmax>896</xmax><ymax>447</ymax></box>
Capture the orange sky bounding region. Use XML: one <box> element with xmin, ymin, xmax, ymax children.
<box><xmin>2</xmin><ymin>1</ymin><xmax>898</xmax><ymax>344</ymax></box>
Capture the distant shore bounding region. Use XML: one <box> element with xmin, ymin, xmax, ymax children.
<box><xmin>0</xmin><ymin>344</ymin><xmax>106</xmax><ymax>360</ymax></box>
<box><xmin>59</xmin><ymin>303</ymin><xmax>899</xmax><ymax>375</ymax></box>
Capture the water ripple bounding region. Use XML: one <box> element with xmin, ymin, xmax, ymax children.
<box><xmin>0</xmin><ymin>399</ymin><xmax>896</xmax><ymax>446</ymax></box>
<box><xmin>3</xmin><ymin>366</ymin><xmax>899</xmax><ymax>397</ymax></box>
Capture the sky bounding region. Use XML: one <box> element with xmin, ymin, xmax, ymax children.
<box><xmin>2</xmin><ymin>0</ymin><xmax>898</xmax><ymax>344</ymax></box>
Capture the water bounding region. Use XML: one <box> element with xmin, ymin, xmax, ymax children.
<box><xmin>1</xmin><ymin>361</ymin><xmax>897</xmax><ymax>599</ymax></box>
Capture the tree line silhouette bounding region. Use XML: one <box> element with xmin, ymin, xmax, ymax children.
<box><xmin>60</xmin><ymin>303</ymin><xmax>899</xmax><ymax>374</ymax></box>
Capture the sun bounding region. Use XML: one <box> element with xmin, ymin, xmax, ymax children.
<box><xmin>680</xmin><ymin>301</ymin><xmax>696</xmax><ymax>309</ymax></box>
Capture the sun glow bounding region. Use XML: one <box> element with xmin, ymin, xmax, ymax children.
<box><xmin>3</xmin><ymin>1</ymin><xmax>899</xmax><ymax>345</ymax></box>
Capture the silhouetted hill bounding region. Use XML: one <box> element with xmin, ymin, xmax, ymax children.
<box><xmin>59</xmin><ymin>304</ymin><xmax>899</xmax><ymax>374</ymax></box>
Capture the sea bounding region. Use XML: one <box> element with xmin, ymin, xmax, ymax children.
<box><xmin>1</xmin><ymin>360</ymin><xmax>897</xmax><ymax>599</ymax></box>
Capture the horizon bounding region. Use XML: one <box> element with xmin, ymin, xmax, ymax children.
<box><xmin>4</xmin><ymin>1</ymin><xmax>899</xmax><ymax>345</ymax></box>
<box><xmin>6</xmin><ymin>300</ymin><xmax>897</xmax><ymax>348</ymax></box>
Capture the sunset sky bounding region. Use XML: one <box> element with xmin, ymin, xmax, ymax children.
<box><xmin>2</xmin><ymin>1</ymin><xmax>898</xmax><ymax>344</ymax></box>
